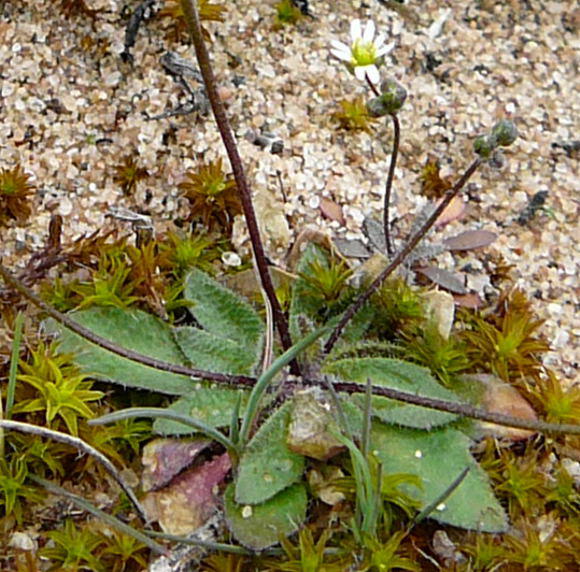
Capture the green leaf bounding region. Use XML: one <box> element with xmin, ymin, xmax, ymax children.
<box><xmin>236</xmin><ymin>402</ymin><xmax>304</xmax><ymax>505</ymax></box>
<box><xmin>371</xmin><ymin>422</ymin><xmax>508</xmax><ymax>532</ymax></box>
<box><xmin>224</xmin><ymin>482</ymin><xmax>307</xmax><ymax>550</ymax></box>
<box><xmin>48</xmin><ymin>307</ymin><xmax>194</xmax><ymax>395</ymax></box>
<box><xmin>183</xmin><ymin>269</ymin><xmax>263</xmax><ymax>351</ymax></box>
<box><xmin>173</xmin><ymin>326</ymin><xmax>258</xmax><ymax>374</ymax></box>
<box><xmin>325</xmin><ymin>358</ymin><xmax>461</xmax><ymax>429</ymax></box>
<box><xmin>153</xmin><ymin>388</ymin><xmax>248</xmax><ymax>435</ymax></box>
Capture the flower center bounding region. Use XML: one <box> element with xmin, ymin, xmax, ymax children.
<box><xmin>351</xmin><ymin>39</ymin><xmax>377</xmax><ymax>67</ymax></box>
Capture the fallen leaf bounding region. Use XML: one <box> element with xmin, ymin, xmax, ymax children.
<box><xmin>453</xmin><ymin>292</ymin><xmax>483</xmax><ymax>309</ymax></box>
<box><xmin>416</xmin><ymin>266</ymin><xmax>468</xmax><ymax>294</ymax></box>
<box><xmin>307</xmin><ymin>467</ymin><xmax>346</xmax><ymax>505</ymax></box>
<box><xmin>432</xmin><ymin>530</ymin><xmax>466</xmax><ymax>567</ymax></box>
<box><xmin>435</xmin><ymin>196</ymin><xmax>465</xmax><ymax>226</ymax></box>
<box><xmin>467</xmin><ymin>374</ymin><xmax>538</xmax><ymax>441</ymax></box>
<box><xmin>142</xmin><ymin>453</ymin><xmax>231</xmax><ymax>535</ymax></box>
<box><xmin>141</xmin><ymin>438</ymin><xmax>211</xmax><ymax>492</ymax></box>
<box><xmin>287</xmin><ymin>389</ymin><xmax>345</xmax><ymax>461</ymax></box>
<box><xmin>334</xmin><ymin>237</ymin><xmax>372</xmax><ymax>259</ymax></box>
<box><xmin>362</xmin><ymin>216</ymin><xmax>387</xmax><ymax>252</ymax></box>
<box><xmin>443</xmin><ymin>230</ymin><xmax>497</xmax><ymax>251</ymax></box>
<box><xmin>223</xmin><ymin>266</ymin><xmax>295</xmax><ymax>299</ymax></box>
<box><xmin>320</xmin><ymin>197</ymin><xmax>345</xmax><ymax>224</ymax></box>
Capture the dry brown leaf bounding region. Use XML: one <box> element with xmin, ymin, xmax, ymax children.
<box><xmin>416</xmin><ymin>266</ymin><xmax>468</xmax><ymax>294</ymax></box>
<box><xmin>319</xmin><ymin>197</ymin><xmax>345</xmax><ymax>225</ymax></box>
<box><xmin>287</xmin><ymin>390</ymin><xmax>345</xmax><ymax>461</ymax></box>
<box><xmin>453</xmin><ymin>292</ymin><xmax>483</xmax><ymax>309</ymax></box>
<box><xmin>421</xmin><ymin>290</ymin><xmax>455</xmax><ymax>339</ymax></box>
<box><xmin>470</xmin><ymin>374</ymin><xmax>538</xmax><ymax>441</ymax></box>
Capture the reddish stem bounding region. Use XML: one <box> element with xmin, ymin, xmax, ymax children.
<box><xmin>324</xmin><ymin>158</ymin><xmax>482</xmax><ymax>353</ymax></box>
<box><xmin>179</xmin><ymin>0</ymin><xmax>297</xmax><ymax>371</ymax></box>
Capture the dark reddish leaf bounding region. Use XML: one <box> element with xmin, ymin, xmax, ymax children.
<box><xmin>142</xmin><ymin>453</ymin><xmax>231</xmax><ymax>535</ymax></box>
<box><xmin>453</xmin><ymin>292</ymin><xmax>483</xmax><ymax>309</ymax></box>
<box><xmin>416</xmin><ymin>266</ymin><xmax>468</xmax><ymax>294</ymax></box>
<box><xmin>434</xmin><ymin>196</ymin><xmax>465</xmax><ymax>226</ymax></box>
<box><xmin>320</xmin><ymin>197</ymin><xmax>345</xmax><ymax>225</ymax></box>
<box><xmin>443</xmin><ymin>230</ymin><xmax>497</xmax><ymax>251</ymax></box>
<box><xmin>141</xmin><ymin>438</ymin><xmax>211</xmax><ymax>492</ymax></box>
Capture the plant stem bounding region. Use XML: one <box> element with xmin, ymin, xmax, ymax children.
<box><xmin>3</xmin><ymin>263</ymin><xmax>577</xmax><ymax>436</ymax></box>
<box><xmin>324</xmin><ymin>158</ymin><xmax>482</xmax><ymax>353</ymax></box>
<box><xmin>365</xmin><ymin>74</ymin><xmax>380</xmax><ymax>96</ymax></box>
<box><xmin>30</xmin><ymin>475</ymin><xmax>167</xmax><ymax>555</ymax></box>
<box><xmin>0</xmin><ymin>262</ymin><xmax>255</xmax><ymax>388</ymax></box>
<box><xmin>179</xmin><ymin>0</ymin><xmax>296</xmax><ymax>371</ymax></box>
<box><xmin>0</xmin><ymin>419</ymin><xmax>148</xmax><ymax>522</ymax></box>
<box><xmin>326</xmin><ymin>379</ymin><xmax>580</xmax><ymax>435</ymax></box>
<box><xmin>383</xmin><ymin>112</ymin><xmax>399</xmax><ymax>256</ymax></box>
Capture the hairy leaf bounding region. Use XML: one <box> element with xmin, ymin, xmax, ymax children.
<box><xmin>225</xmin><ymin>483</ymin><xmax>307</xmax><ymax>550</ymax></box>
<box><xmin>174</xmin><ymin>326</ymin><xmax>258</xmax><ymax>374</ymax></box>
<box><xmin>48</xmin><ymin>307</ymin><xmax>194</xmax><ymax>395</ymax></box>
<box><xmin>153</xmin><ymin>388</ymin><xmax>248</xmax><ymax>435</ymax></box>
<box><xmin>236</xmin><ymin>401</ymin><xmax>304</xmax><ymax>505</ymax></box>
<box><xmin>183</xmin><ymin>269</ymin><xmax>263</xmax><ymax>351</ymax></box>
<box><xmin>371</xmin><ymin>422</ymin><xmax>508</xmax><ymax>532</ymax></box>
<box><xmin>325</xmin><ymin>358</ymin><xmax>461</xmax><ymax>429</ymax></box>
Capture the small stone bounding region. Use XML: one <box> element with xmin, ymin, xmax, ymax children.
<box><xmin>222</xmin><ymin>251</ymin><xmax>242</xmax><ymax>267</ymax></box>
<box><xmin>9</xmin><ymin>532</ymin><xmax>35</xmax><ymax>551</ymax></box>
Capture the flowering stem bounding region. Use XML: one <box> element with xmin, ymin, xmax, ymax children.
<box><xmin>365</xmin><ymin>74</ymin><xmax>380</xmax><ymax>96</ymax></box>
<box><xmin>179</xmin><ymin>0</ymin><xmax>296</xmax><ymax>369</ymax></box>
<box><xmin>383</xmin><ymin>112</ymin><xmax>399</xmax><ymax>257</ymax></box>
<box><xmin>324</xmin><ymin>157</ymin><xmax>482</xmax><ymax>353</ymax></box>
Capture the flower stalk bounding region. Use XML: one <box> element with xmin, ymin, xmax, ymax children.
<box><xmin>324</xmin><ymin>157</ymin><xmax>482</xmax><ymax>353</ymax></box>
<box><xmin>383</xmin><ymin>112</ymin><xmax>400</xmax><ymax>256</ymax></box>
<box><xmin>178</xmin><ymin>0</ymin><xmax>296</xmax><ymax>369</ymax></box>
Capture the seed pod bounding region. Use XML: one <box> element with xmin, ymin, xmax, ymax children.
<box><xmin>473</xmin><ymin>134</ymin><xmax>497</xmax><ymax>159</ymax></box>
<box><xmin>366</xmin><ymin>79</ymin><xmax>408</xmax><ymax>116</ymax></box>
<box><xmin>491</xmin><ymin>120</ymin><xmax>518</xmax><ymax>147</ymax></box>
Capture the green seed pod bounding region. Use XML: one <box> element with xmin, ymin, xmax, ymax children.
<box><xmin>491</xmin><ymin>120</ymin><xmax>518</xmax><ymax>147</ymax></box>
<box><xmin>473</xmin><ymin>134</ymin><xmax>497</xmax><ymax>159</ymax></box>
<box><xmin>366</xmin><ymin>79</ymin><xmax>408</xmax><ymax>117</ymax></box>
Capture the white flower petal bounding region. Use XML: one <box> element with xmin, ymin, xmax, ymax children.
<box><xmin>376</xmin><ymin>41</ymin><xmax>395</xmax><ymax>57</ymax></box>
<box><xmin>374</xmin><ymin>32</ymin><xmax>386</xmax><ymax>49</ymax></box>
<box><xmin>365</xmin><ymin>65</ymin><xmax>381</xmax><ymax>85</ymax></box>
<box><xmin>331</xmin><ymin>47</ymin><xmax>352</xmax><ymax>62</ymax></box>
<box><xmin>330</xmin><ymin>39</ymin><xmax>348</xmax><ymax>50</ymax></box>
<box><xmin>353</xmin><ymin>66</ymin><xmax>367</xmax><ymax>81</ymax></box>
<box><xmin>350</xmin><ymin>19</ymin><xmax>362</xmax><ymax>42</ymax></box>
<box><xmin>363</xmin><ymin>20</ymin><xmax>376</xmax><ymax>44</ymax></box>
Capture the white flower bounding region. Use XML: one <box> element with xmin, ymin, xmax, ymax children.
<box><xmin>330</xmin><ymin>19</ymin><xmax>394</xmax><ymax>84</ymax></box>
